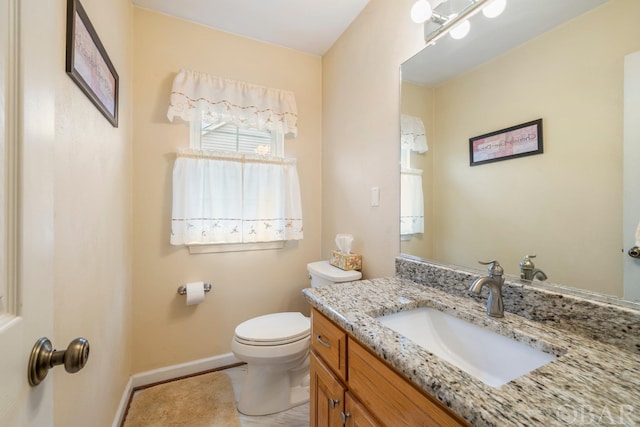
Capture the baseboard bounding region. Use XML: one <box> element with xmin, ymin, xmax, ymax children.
<box><xmin>112</xmin><ymin>376</ymin><xmax>133</xmax><ymax>427</ymax></box>
<box><xmin>112</xmin><ymin>352</ymin><xmax>241</xmax><ymax>427</ymax></box>
<box><xmin>130</xmin><ymin>352</ymin><xmax>241</xmax><ymax>388</ymax></box>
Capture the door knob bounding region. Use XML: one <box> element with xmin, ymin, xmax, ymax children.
<box><xmin>28</xmin><ymin>337</ymin><xmax>90</xmax><ymax>386</ymax></box>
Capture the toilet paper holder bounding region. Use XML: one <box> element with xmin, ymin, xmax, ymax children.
<box><xmin>177</xmin><ymin>283</ymin><xmax>212</xmax><ymax>295</ymax></box>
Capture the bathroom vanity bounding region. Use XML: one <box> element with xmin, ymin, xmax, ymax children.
<box><xmin>310</xmin><ymin>307</ymin><xmax>467</xmax><ymax>426</ymax></box>
<box><xmin>303</xmin><ymin>258</ymin><xmax>640</xmax><ymax>426</ymax></box>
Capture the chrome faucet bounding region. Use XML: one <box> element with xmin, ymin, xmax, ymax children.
<box><xmin>469</xmin><ymin>260</ymin><xmax>505</xmax><ymax>318</ymax></box>
<box><xmin>519</xmin><ymin>255</ymin><xmax>548</xmax><ymax>281</ymax></box>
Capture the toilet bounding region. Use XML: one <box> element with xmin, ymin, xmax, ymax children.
<box><xmin>231</xmin><ymin>260</ymin><xmax>362</xmax><ymax>416</ymax></box>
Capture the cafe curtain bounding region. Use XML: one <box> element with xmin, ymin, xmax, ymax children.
<box><xmin>171</xmin><ymin>149</ymin><xmax>304</xmax><ymax>245</ymax></box>
<box><xmin>400</xmin><ymin>168</ymin><xmax>424</xmax><ymax>235</ymax></box>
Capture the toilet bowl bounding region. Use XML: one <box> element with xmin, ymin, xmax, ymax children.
<box><xmin>231</xmin><ymin>261</ymin><xmax>362</xmax><ymax>416</ymax></box>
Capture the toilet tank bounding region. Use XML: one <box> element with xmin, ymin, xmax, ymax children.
<box><xmin>307</xmin><ymin>261</ymin><xmax>362</xmax><ymax>288</ymax></box>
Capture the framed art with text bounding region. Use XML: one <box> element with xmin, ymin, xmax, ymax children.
<box><xmin>469</xmin><ymin>119</ymin><xmax>543</xmax><ymax>166</ymax></box>
<box><xmin>66</xmin><ymin>0</ymin><xmax>119</xmax><ymax>127</ymax></box>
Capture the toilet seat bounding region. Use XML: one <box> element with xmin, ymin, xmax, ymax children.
<box><xmin>234</xmin><ymin>312</ymin><xmax>310</xmax><ymax>346</ymax></box>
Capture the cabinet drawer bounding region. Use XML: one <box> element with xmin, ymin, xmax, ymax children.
<box><xmin>348</xmin><ymin>339</ymin><xmax>469</xmax><ymax>427</ymax></box>
<box><xmin>311</xmin><ymin>308</ymin><xmax>347</xmax><ymax>381</ymax></box>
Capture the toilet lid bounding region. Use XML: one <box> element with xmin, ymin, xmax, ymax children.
<box><xmin>235</xmin><ymin>312</ymin><xmax>310</xmax><ymax>346</ymax></box>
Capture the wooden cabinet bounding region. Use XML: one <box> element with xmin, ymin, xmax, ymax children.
<box><xmin>311</xmin><ymin>352</ymin><xmax>380</xmax><ymax>427</ymax></box>
<box><xmin>349</xmin><ymin>339</ymin><xmax>466</xmax><ymax>427</ymax></box>
<box><xmin>310</xmin><ymin>351</ymin><xmax>345</xmax><ymax>427</ymax></box>
<box><xmin>310</xmin><ymin>308</ymin><xmax>469</xmax><ymax>427</ymax></box>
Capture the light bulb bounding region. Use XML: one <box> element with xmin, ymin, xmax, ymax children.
<box><xmin>449</xmin><ymin>19</ymin><xmax>470</xmax><ymax>39</ymax></box>
<box><xmin>482</xmin><ymin>0</ymin><xmax>507</xmax><ymax>18</ymax></box>
<box><xmin>411</xmin><ymin>0</ymin><xmax>433</xmax><ymax>24</ymax></box>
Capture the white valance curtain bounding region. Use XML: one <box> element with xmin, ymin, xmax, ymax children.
<box><xmin>171</xmin><ymin>149</ymin><xmax>303</xmax><ymax>245</ymax></box>
<box><xmin>401</xmin><ymin>114</ymin><xmax>428</xmax><ymax>153</ymax></box>
<box><xmin>400</xmin><ymin>168</ymin><xmax>424</xmax><ymax>236</ymax></box>
<box><xmin>167</xmin><ymin>69</ymin><xmax>298</xmax><ymax>137</ymax></box>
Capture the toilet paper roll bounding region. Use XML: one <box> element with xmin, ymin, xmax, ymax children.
<box><xmin>185</xmin><ymin>281</ymin><xmax>205</xmax><ymax>306</ymax></box>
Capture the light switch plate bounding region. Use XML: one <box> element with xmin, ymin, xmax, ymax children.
<box><xmin>371</xmin><ymin>186</ymin><xmax>380</xmax><ymax>207</ymax></box>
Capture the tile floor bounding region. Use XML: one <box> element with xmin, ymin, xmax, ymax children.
<box><xmin>223</xmin><ymin>365</ymin><xmax>310</xmax><ymax>427</ymax></box>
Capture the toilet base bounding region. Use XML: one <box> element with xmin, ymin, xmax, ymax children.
<box><xmin>238</xmin><ymin>384</ymin><xmax>310</xmax><ymax>416</ymax></box>
<box><xmin>237</xmin><ymin>360</ymin><xmax>310</xmax><ymax>416</ymax></box>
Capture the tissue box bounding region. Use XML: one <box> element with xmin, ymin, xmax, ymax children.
<box><xmin>330</xmin><ymin>250</ymin><xmax>362</xmax><ymax>271</ymax></box>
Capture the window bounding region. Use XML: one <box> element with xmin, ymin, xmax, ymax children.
<box><xmin>167</xmin><ymin>71</ymin><xmax>302</xmax><ymax>253</ymax></box>
<box><xmin>190</xmin><ymin>120</ymin><xmax>283</xmax><ymax>157</ymax></box>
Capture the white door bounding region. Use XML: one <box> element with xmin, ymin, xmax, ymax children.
<box><xmin>623</xmin><ymin>51</ymin><xmax>640</xmax><ymax>301</ymax></box>
<box><xmin>0</xmin><ymin>0</ymin><xmax>56</xmax><ymax>425</ymax></box>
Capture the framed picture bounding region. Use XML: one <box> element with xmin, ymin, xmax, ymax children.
<box><xmin>469</xmin><ymin>119</ymin><xmax>543</xmax><ymax>166</ymax></box>
<box><xmin>66</xmin><ymin>0</ymin><xmax>119</xmax><ymax>127</ymax></box>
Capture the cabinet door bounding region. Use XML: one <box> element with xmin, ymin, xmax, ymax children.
<box><xmin>348</xmin><ymin>340</ymin><xmax>468</xmax><ymax>426</ymax></box>
<box><xmin>311</xmin><ymin>351</ymin><xmax>345</xmax><ymax>427</ymax></box>
<box><xmin>344</xmin><ymin>392</ymin><xmax>381</xmax><ymax>427</ymax></box>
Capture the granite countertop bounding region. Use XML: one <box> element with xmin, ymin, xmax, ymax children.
<box><xmin>302</xmin><ymin>277</ymin><xmax>640</xmax><ymax>426</ymax></box>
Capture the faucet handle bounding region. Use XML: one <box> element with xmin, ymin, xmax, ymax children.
<box><xmin>478</xmin><ymin>260</ymin><xmax>503</xmax><ymax>277</ymax></box>
<box><xmin>520</xmin><ymin>255</ymin><xmax>536</xmax><ymax>270</ymax></box>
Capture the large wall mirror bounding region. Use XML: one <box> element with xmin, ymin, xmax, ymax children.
<box><xmin>400</xmin><ymin>0</ymin><xmax>640</xmax><ymax>300</ymax></box>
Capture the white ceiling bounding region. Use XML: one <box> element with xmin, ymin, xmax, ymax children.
<box><xmin>131</xmin><ymin>0</ymin><xmax>371</xmax><ymax>56</ymax></box>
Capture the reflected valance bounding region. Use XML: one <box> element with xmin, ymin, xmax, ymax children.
<box><xmin>167</xmin><ymin>69</ymin><xmax>298</xmax><ymax>137</ymax></box>
<box><xmin>401</xmin><ymin>114</ymin><xmax>428</xmax><ymax>153</ymax></box>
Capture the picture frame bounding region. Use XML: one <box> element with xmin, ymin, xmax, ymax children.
<box><xmin>469</xmin><ymin>119</ymin><xmax>543</xmax><ymax>166</ymax></box>
<box><xmin>65</xmin><ymin>0</ymin><xmax>119</xmax><ymax>127</ymax></box>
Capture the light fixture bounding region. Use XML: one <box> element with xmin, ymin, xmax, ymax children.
<box><xmin>449</xmin><ymin>19</ymin><xmax>470</xmax><ymax>39</ymax></box>
<box><xmin>411</xmin><ymin>0</ymin><xmax>433</xmax><ymax>24</ymax></box>
<box><xmin>418</xmin><ymin>0</ymin><xmax>501</xmax><ymax>45</ymax></box>
<box><xmin>482</xmin><ymin>0</ymin><xmax>507</xmax><ymax>18</ymax></box>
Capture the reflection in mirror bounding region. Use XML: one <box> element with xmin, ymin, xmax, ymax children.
<box><xmin>400</xmin><ymin>114</ymin><xmax>427</xmax><ymax>239</ymax></box>
<box><xmin>400</xmin><ymin>0</ymin><xmax>640</xmax><ymax>300</ymax></box>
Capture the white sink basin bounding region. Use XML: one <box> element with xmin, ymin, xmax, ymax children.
<box><xmin>376</xmin><ymin>307</ymin><xmax>556</xmax><ymax>387</ymax></box>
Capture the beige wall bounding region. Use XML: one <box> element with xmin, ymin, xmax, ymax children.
<box><xmin>52</xmin><ymin>0</ymin><xmax>133</xmax><ymax>425</ymax></box>
<box><xmin>400</xmin><ymin>81</ymin><xmax>434</xmax><ymax>259</ymax></box>
<box><xmin>322</xmin><ymin>0</ymin><xmax>425</xmax><ymax>278</ymax></box>
<box><xmin>426</xmin><ymin>0</ymin><xmax>639</xmax><ymax>296</ymax></box>
<box><xmin>131</xmin><ymin>8</ymin><xmax>322</xmax><ymax>372</ymax></box>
